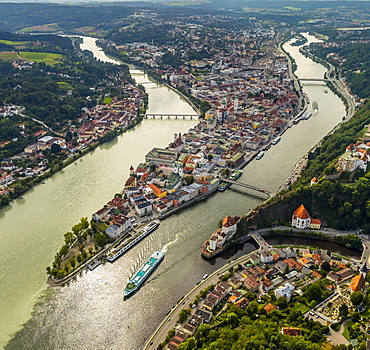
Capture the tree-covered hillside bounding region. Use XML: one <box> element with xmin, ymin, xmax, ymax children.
<box><xmin>311</xmin><ymin>37</ymin><xmax>370</xmax><ymax>99</ymax></box>
<box><xmin>177</xmin><ymin>302</ymin><xmax>328</xmax><ymax>350</ymax></box>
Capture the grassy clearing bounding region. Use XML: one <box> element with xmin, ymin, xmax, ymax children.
<box><xmin>0</xmin><ymin>39</ymin><xmax>31</xmax><ymax>46</ymax></box>
<box><xmin>20</xmin><ymin>25</ymin><xmax>56</xmax><ymax>33</ymax></box>
<box><xmin>98</xmin><ymin>222</ymin><xmax>107</xmax><ymax>233</ymax></box>
<box><xmin>57</xmin><ymin>82</ymin><xmax>72</xmax><ymax>90</ymax></box>
<box><xmin>284</xmin><ymin>6</ymin><xmax>302</xmax><ymax>10</ymax></box>
<box><xmin>19</xmin><ymin>52</ymin><xmax>62</xmax><ymax>65</ymax></box>
<box><xmin>103</xmin><ymin>97</ymin><xmax>113</xmax><ymax>104</ymax></box>
<box><xmin>360</xmin><ymin>307</ymin><xmax>370</xmax><ymax>317</ymax></box>
<box><xmin>292</xmin><ymin>302</ymin><xmax>310</xmax><ymax>314</ymax></box>
<box><xmin>343</xmin><ymin>321</ymin><xmax>354</xmax><ymax>341</ymax></box>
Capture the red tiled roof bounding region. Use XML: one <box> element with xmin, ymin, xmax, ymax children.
<box><xmin>293</xmin><ymin>204</ymin><xmax>310</xmax><ymax>219</ymax></box>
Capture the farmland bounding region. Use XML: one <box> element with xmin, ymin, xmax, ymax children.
<box><xmin>0</xmin><ymin>51</ymin><xmax>62</xmax><ymax>64</ymax></box>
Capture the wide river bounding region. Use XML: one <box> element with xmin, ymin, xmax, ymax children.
<box><xmin>1</xmin><ymin>34</ymin><xmax>351</xmax><ymax>349</ymax></box>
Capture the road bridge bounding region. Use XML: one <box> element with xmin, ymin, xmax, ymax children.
<box><xmin>249</xmin><ymin>232</ymin><xmax>269</xmax><ymax>250</ymax></box>
<box><xmin>142</xmin><ymin>113</ymin><xmax>199</xmax><ymax>120</ymax></box>
<box><xmin>220</xmin><ymin>178</ymin><xmax>273</xmax><ymax>196</ymax></box>
<box><xmin>299</xmin><ymin>78</ymin><xmax>329</xmax><ymax>82</ymax></box>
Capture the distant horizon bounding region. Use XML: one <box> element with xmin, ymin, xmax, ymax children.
<box><xmin>2</xmin><ymin>0</ymin><xmax>370</xmax><ymax>3</ymax></box>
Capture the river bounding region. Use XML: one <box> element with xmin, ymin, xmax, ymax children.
<box><xmin>2</xmin><ymin>34</ymin><xmax>351</xmax><ymax>349</ymax></box>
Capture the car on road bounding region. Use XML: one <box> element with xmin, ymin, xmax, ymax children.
<box><xmin>167</xmin><ymin>318</ymin><xmax>171</xmax><ymax>322</ymax></box>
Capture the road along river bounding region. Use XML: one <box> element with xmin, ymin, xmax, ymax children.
<box><xmin>3</xmin><ymin>34</ymin><xmax>349</xmax><ymax>350</ymax></box>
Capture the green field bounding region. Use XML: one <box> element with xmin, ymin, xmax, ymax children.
<box><xmin>20</xmin><ymin>25</ymin><xmax>56</xmax><ymax>33</ymax></box>
<box><xmin>57</xmin><ymin>82</ymin><xmax>72</xmax><ymax>90</ymax></box>
<box><xmin>0</xmin><ymin>52</ymin><xmax>18</xmax><ymax>61</ymax></box>
<box><xmin>284</xmin><ymin>6</ymin><xmax>302</xmax><ymax>11</ymax></box>
<box><xmin>103</xmin><ymin>97</ymin><xmax>113</xmax><ymax>104</ymax></box>
<box><xmin>292</xmin><ymin>302</ymin><xmax>310</xmax><ymax>314</ymax></box>
<box><xmin>0</xmin><ymin>39</ymin><xmax>31</xmax><ymax>46</ymax></box>
<box><xmin>0</xmin><ymin>51</ymin><xmax>63</xmax><ymax>64</ymax></box>
<box><xmin>19</xmin><ymin>52</ymin><xmax>62</xmax><ymax>64</ymax></box>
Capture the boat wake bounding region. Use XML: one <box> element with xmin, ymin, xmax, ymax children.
<box><xmin>161</xmin><ymin>234</ymin><xmax>178</xmax><ymax>254</ymax></box>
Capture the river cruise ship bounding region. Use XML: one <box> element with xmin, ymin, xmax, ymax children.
<box><xmin>106</xmin><ymin>220</ymin><xmax>160</xmax><ymax>262</ymax></box>
<box><xmin>272</xmin><ymin>136</ymin><xmax>281</xmax><ymax>145</ymax></box>
<box><xmin>123</xmin><ymin>251</ymin><xmax>165</xmax><ymax>297</ymax></box>
<box><xmin>218</xmin><ymin>170</ymin><xmax>243</xmax><ymax>192</ymax></box>
<box><xmin>303</xmin><ymin>112</ymin><xmax>312</xmax><ymax>120</ymax></box>
<box><xmin>256</xmin><ymin>151</ymin><xmax>265</xmax><ymax>160</ymax></box>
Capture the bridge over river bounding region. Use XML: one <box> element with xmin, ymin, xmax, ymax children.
<box><xmin>220</xmin><ymin>178</ymin><xmax>274</xmax><ymax>197</ymax></box>
<box><xmin>141</xmin><ymin>113</ymin><xmax>199</xmax><ymax>120</ymax></box>
<box><xmin>299</xmin><ymin>78</ymin><xmax>329</xmax><ymax>82</ymax></box>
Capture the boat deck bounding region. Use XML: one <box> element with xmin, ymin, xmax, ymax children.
<box><xmin>130</xmin><ymin>255</ymin><xmax>160</xmax><ymax>284</ymax></box>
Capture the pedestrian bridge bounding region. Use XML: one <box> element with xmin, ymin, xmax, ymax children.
<box><xmin>220</xmin><ymin>178</ymin><xmax>273</xmax><ymax>197</ymax></box>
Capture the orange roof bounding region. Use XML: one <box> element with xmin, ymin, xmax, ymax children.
<box><xmin>223</xmin><ymin>216</ymin><xmax>237</xmax><ymax>227</ymax></box>
<box><xmin>348</xmin><ymin>274</ymin><xmax>365</xmax><ymax>292</ymax></box>
<box><xmin>311</xmin><ymin>271</ymin><xmax>322</xmax><ymax>279</ymax></box>
<box><xmin>299</xmin><ymin>257</ymin><xmax>310</xmax><ymax>265</ymax></box>
<box><xmin>282</xmin><ymin>327</ymin><xmax>301</xmax><ymax>336</ymax></box>
<box><xmin>148</xmin><ymin>183</ymin><xmax>163</xmax><ymax>196</ymax></box>
<box><xmin>293</xmin><ymin>204</ymin><xmax>310</xmax><ymax>219</ymax></box>
<box><xmin>311</xmin><ymin>218</ymin><xmax>321</xmax><ymax>225</ymax></box>
<box><xmin>264</xmin><ymin>303</ymin><xmax>277</xmax><ymax>313</ymax></box>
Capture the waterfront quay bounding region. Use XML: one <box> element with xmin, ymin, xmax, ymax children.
<box><xmin>146</xmin><ymin>228</ymin><xmax>368</xmax><ymax>350</ymax></box>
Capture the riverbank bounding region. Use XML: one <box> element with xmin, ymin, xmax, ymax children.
<box><xmin>298</xmin><ymin>44</ymin><xmax>356</xmax><ymax>120</ymax></box>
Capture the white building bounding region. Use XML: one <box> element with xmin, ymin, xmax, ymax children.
<box><xmin>106</xmin><ymin>215</ymin><xmax>132</xmax><ymax>239</ymax></box>
<box><xmin>274</xmin><ymin>283</ymin><xmax>295</xmax><ymax>301</ymax></box>
<box><xmin>260</xmin><ymin>251</ymin><xmax>273</xmax><ymax>263</ymax></box>
<box><xmin>292</xmin><ymin>204</ymin><xmax>311</xmax><ymax>229</ymax></box>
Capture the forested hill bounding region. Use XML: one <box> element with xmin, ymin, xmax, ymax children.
<box><xmin>176</xmin><ymin>302</ymin><xmax>329</xmax><ymax>350</ymax></box>
<box><xmin>312</xmin><ymin>38</ymin><xmax>370</xmax><ymax>99</ymax></box>
<box><xmin>0</xmin><ymin>31</ymin><xmax>133</xmax><ymax>159</ymax></box>
<box><xmin>246</xmin><ymin>100</ymin><xmax>370</xmax><ymax>233</ymax></box>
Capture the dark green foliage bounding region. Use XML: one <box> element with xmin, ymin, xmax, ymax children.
<box><xmin>350</xmin><ymin>291</ymin><xmax>364</xmax><ymax>306</ymax></box>
<box><xmin>94</xmin><ymin>232</ymin><xmax>107</xmax><ymax>247</ymax></box>
<box><xmin>312</xmin><ymin>40</ymin><xmax>370</xmax><ymax>98</ymax></box>
<box><xmin>300</xmin><ymin>101</ymin><xmax>370</xmax><ymax>183</ymax></box>
<box><xmin>248</xmin><ymin>173</ymin><xmax>370</xmax><ymax>233</ymax></box>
